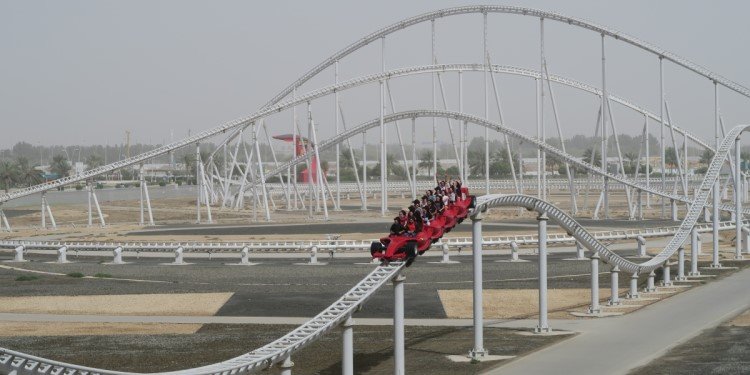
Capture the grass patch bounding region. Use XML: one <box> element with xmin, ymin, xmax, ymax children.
<box><xmin>94</xmin><ymin>273</ymin><xmax>112</xmax><ymax>278</ymax></box>
<box><xmin>15</xmin><ymin>275</ymin><xmax>39</xmax><ymax>282</ymax></box>
<box><xmin>66</xmin><ymin>272</ymin><xmax>84</xmax><ymax>278</ymax></box>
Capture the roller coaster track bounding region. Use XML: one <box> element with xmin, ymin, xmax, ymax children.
<box><xmin>246</xmin><ymin>109</ymin><xmax>748</xmax><ymax>216</ymax></box>
<box><xmin>0</xmin><ymin>63</ymin><xmax>711</xmax><ymax>206</ymax></box>
<box><xmin>1</xmin><ymin>5</ymin><xmax>747</xmax><ymax>375</ymax></box>
<box><xmin>0</xmin><ymin>262</ymin><xmax>405</xmax><ymax>375</ymax></box>
<box><xmin>473</xmin><ymin>123</ymin><xmax>750</xmax><ymax>275</ymax></box>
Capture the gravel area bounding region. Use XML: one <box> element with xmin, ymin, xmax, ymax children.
<box><xmin>630</xmin><ymin>314</ymin><xmax>750</xmax><ymax>375</ymax></box>
<box><xmin>0</xmin><ymin>324</ymin><xmax>571</xmax><ymax>374</ymax></box>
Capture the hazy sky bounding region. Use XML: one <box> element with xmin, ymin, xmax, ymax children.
<box><xmin>1</xmin><ymin>0</ymin><xmax>749</xmax><ymax>150</ymax></box>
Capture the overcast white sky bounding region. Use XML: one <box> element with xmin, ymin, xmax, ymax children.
<box><xmin>1</xmin><ymin>0</ymin><xmax>749</xmax><ymax>149</ymax></box>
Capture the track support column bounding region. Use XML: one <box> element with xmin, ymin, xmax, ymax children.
<box><xmin>645</xmin><ymin>270</ymin><xmax>656</xmax><ymax>292</ymax></box>
<box><xmin>393</xmin><ymin>273</ymin><xmax>406</xmax><ymax>375</ymax></box>
<box><xmin>342</xmin><ymin>316</ymin><xmax>354</xmax><ymax>375</ymax></box>
<box><xmin>13</xmin><ymin>245</ymin><xmax>25</xmax><ymax>262</ymax></box>
<box><xmin>588</xmin><ymin>252</ymin><xmax>601</xmax><ymax>314</ymax></box>
<box><xmin>608</xmin><ymin>265</ymin><xmax>620</xmax><ymax>306</ymax></box>
<box><xmin>690</xmin><ymin>227</ymin><xmax>701</xmax><ymax>276</ymax></box>
<box><xmin>470</xmin><ymin>213</ymin><xmax>488</xmax><ymax>358</ymax></box>
<box><xmin>280</xmin><ymin>356</ymin><xmax>294</xmax><ymax>375</ymax></box>
<box><xmin>735</xmin><ymin>136</ymin><xmax>744</xmax><ymax>260</ymax></box>
<box><xmin>627</xmin><ymin>272</ymin><xmax>639</xmax><ymax>299</ymax></box>
<box><xmin>676</xmin><ymin>246</ymin><xmax>686</xmax><ymax>281</ymax></box>
<box><xmin>661</xmin><ymin>262</ymin><xmax>672</xmax><ymax>286</ymax></box>
<box><xmin>637</xmin><ymin>236</ymin><xmax>647</xmax><ymax>257</ymax></box>
<box><xmin>536</xmin><ymin>212</ymin><xmax>550</xmax><ymax>333</ymax></box>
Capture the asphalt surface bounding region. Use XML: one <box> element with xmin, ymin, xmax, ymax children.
<box><xmin>0</xmin><ymin>245</ymin><xmax>644</xmax><ymax>319</ymax></box>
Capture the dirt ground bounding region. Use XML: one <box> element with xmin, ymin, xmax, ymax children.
<box><xmin>0</xmin><ymin>293</ymin><xmax>233</xmax><ymax>316</ymax></box>
<box><xmin>438</xmin><ymin>288</ymin><xmax>622</xmax><ymax>319</ymax></box>
<box><xmin>0</xmin><ymin>322</ymin><xmax>202</xmax><ymax>336</ymax></box>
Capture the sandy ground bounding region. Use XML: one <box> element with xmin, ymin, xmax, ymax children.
<box><xmin>0</xmin><ymin>293</ymin><xmax>233</xmax><ymax>316</ymax></box>
<box><xmin>0</xmin><ymin>322</ymin><xmax>202</xmax><ymax>336</ymax></box>
<box><xmin>438</xmin><ymin>288</ymin><xmax>621</xmax><ymax>319</ymax></box>
<box><xmin>726</xmin><ymin>309</ymin><xmax>750</xmax><ymax>327</ymax></box>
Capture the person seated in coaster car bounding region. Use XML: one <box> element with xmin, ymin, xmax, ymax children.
<box><xmin>371</xmin><ymin>179</ymin><xmax>474</xmax><ymax>266</ymax></box>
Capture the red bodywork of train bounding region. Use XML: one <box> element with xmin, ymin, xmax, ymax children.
<box><xmin>370</xmin><ymin>187</ymin><xmax>475</xmax><ymax>266</ymax></box>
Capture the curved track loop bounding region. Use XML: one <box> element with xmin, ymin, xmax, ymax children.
<box><xmin>248</xmin><ymin>109</ymin><xmax>746</xmax><ymax>215</ymax></box>
<box><xmin>0</xmin><ymin>263</ymin><xmax>405</xmax><ymax>375</ymax></box>
<box><xmin>0</xmin><ymin>63</ymin><xmax>711</xmax><ymax>205</ymax></box>
<box><xmin>263</xmin><ymin>5</ymin><xmax>750</xmax><ymax>109</ymax></box>
<box><xmin>473</xmin><ymin>123</ymin><xmax>749</xmax><ymax>274</ymax></box>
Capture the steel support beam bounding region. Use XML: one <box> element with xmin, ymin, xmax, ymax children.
<box><xmin>470</xmin><ymin>215</ymin><xmax>488</xmax><ymax>358</ymax></box>
<box><xmin>536</xmin><ymin>211</ymin><xmax>550</xmax><ymax>332</ymax></box>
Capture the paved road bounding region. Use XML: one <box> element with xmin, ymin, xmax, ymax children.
<box><xmin>486</xmin><ymin>267</ymin><xmax>750</xmax><ymax>375</ymax></box>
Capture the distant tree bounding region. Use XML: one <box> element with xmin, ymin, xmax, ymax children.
<box><xmin>0</xmin><ymin>161</ymin><xmax>19</xmax><ymax>192</ymax></box>
<box><xmin>699</xmin><ymin>149</ymin><xmax>714</xmax><ymax>165</ymax></box>
<box><xmin>16</xmin><ymin>157</ymin><xmax>41</xmax><ymax>187</ymax></box>
<box><xmin>85</xmin><ymin>154</ymin><xmax>104</xmax><ymax>170</ymax></box>
<box><xmin>418</xmin><ymin>150</ymin><xmax>436</xmax><ymax>176</ymax></box>
<box><xmin>581</xmin><ymin>148</ymin><xmax>601</xmax><ymax>167</ymax></box>
<box><xmin>50</xmin><ymin>154</ymin><xmax>71</xmax><ymax>178</ymax></box>
<box><xmin>468</xmin><ymin>149</ymin><xmax>486</xmax><ymax>177</ymax></box>
<box><xmin>665</xmin><ymin>147</ymin><xmax>678</xmax><ymax>170</ymax></box>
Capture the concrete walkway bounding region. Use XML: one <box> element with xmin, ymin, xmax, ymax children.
<box><xmin>485</xmin><ymin>268</ymin><xmax>750</xmax><ymax>375</ymax></box>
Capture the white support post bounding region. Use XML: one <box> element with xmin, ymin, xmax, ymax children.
<box><xmin>46</xmin><ymin>194</ymin><xmax>56</xmax><ymax>230</ymax></box>
<box><xmin>637</xmin><ymin>236</ymin><xmax>647</xmax><ymax>257</ymax></box>
<box><xmin>645</xmin><ymin>114</ymin><xmax>651</xmax><ymax>208</ymax></box>
<box><xmin>87</xmin><ymin>180</ymin><xmax>93</xmax><ymax>227</ymax></box>
<box><xmin>690</xmin><ymin>227</ymin><xmax>701</xmax><ymax>276</ymax></box>
<box><xmin>671</xmin><ymin>199</ymin><xmax>678</xmax><ymax>221</ymax></box>
<box><xmin>0</xmin><ymin>207</ymin><xmax>11</xmax><ymax>232</ymax></box>
<box><xmin>143</xmin><ymin>180</ymin><xmax>154</xmax><ymax>226</ymax></box>
<box><xmin>393</xmin><ymin>273</ymin><xmax>406</xmax><ymax>375</ymax></box>
<box><xmin>645</xmin><ymin>270</ymin><xmax>656</xmax><ymax>292</ymax></box>
<box><xmin>379</xmin><ymin>45</ymin><xmax>387</xmax><ymax>217</ymax></box>
<box><xmin>536</xmin><ymin>212</ymin><xmax>550</xmax><ymax>333</ymax></box>
<box><xmin>411</xmin><ymin>117</ymin><xmax>417</xmax><ymax>200</ymax></box>
<box><xmin>482</xmin><ymin>12</ymin><xmax>490</xmax><ymax>195</ymax></box>
<box><xmin>539</xmin><ymin>18</ymin><xmax>546</xmax><ymax>201</ymax></box>
<box><xmin>601</xmin><ymin>35</ymin><xmax>609</xmax><ymax>219</ymax></box>
<box><xmin>661</xmin><ymin>262</ymin><xmax>672</xmax><ymax>287</ymax></box>
<box><xmin>253</xmin><ymin>122</ymin><xmax>272</xmax><ymax>222</ymax></box>
<box><xmin>13</xmin><ymin>245</ymin><xmax>25</xmax><ymax>262</ymax></box>
<box><xmin>41</xmin><ymin>191</ymin><xmax>46</xmax><ymax>229</ymax></box>
<box><xmin>139</xmin><ymin>165</ymin><xmax>145</xmax><ymax>226</ymax></box>
<box><xmin>57</xmin><ymin>246</ymin><xmax>68</xmax><ymax>264</ymax></box>
<box><xmin>660</xmin><ymin>57</ymin><xmax>666</xmax><ymax>218</ymax></box>
<box><xmin>362</xmin><ymin>130</ymin><xmax>368</xmax><ymax>211</ymax></box>
<box><xmin>113</xmin><ymin>246</ymin><xmax>124</xmax><ymax>264</ymax></box>
<box><xmin>335</xmin><ymin>61</ymin><xmax>341</xmax><ymax>211</ymax></box>
<box><xmin>309</xmin><ymin>246</ymin><xmax>319</xmax><ymax>265</ymax></box>
<box><xmin>511</xmin><ymin>241</ymin><xmax>521</xmax><ymax>261</ymax></box>
<box><xmin>608</xmin><ymin>265</ymin><xmax>620</xmax><ymax>306</ymax></box>
<box><xmin>470</xmin><ymin>215</ymin><xmax>487</xmax><ymax>358</ymax></box>
<box><xmin>627</xmin><ymin>272</ymin><xmax>640</xmax><ymax>299</ymax></box>
<box><xmin>588</xmin><ymin>252</ymin><xmax>601</xmax><ymax>314</ymax></box>
<box><xmin>575</xmin><ymin>241</ymin><xmax>585</xmax><ymax>260</ymax></box>
<box><xmin>309</xmin><ymin>112</ymin><xmax>329</xmax><ymax>221</ymax></box>
<box><xmin>342</xmin><ymin>316</ymin><xmax>354</xmax><ymax>375</ymax></box>
<box><xmin>735</xmin><ymin>136</ymin><xmax>744</xmax><ymax>260</ymax></box>
<box><xmin>431</xmin><ymin>19</ymin><xmax>437</xmax><ymax>181</ymax></box>
<box><xmin>174</xmin><ymin>246</ymin><xmax>184</xmax><ymax>265</ymax></box>
<box><xmin>676</xmin><ymin>246</ymin><xmax>686</xmax><ymax>281</ymax></box>
<box><xmin>712</xmin><ymin>81</ymin><xmax>722</xmax><ymax>268</ymax></box>
<box><xmin>239</xmin><ymin>246</ymin><xmax>250</xmax><ymax>265</ymax></box>
<box><xmin>279</xmin><ymin>356</ymin><xmax>294</xmax><ymax>375</ymax></box>
<box><xmin>440</xmin><ymin>242</ymin><xmax>457</xmax><ymax>264</ymax></box>
<box><xmin>196</xmin><ymin>144</ymin><xmax>202</xmax><ymax>224</ymax></box>
<box><xmin>743</xmin><ymin>225</ymin><xmax>750</xmax><ymax>255</ymax></box>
